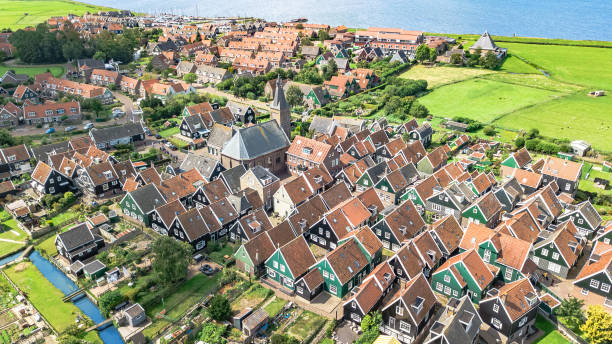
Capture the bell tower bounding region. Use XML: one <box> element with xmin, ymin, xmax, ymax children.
<box><xmin>270</xmin><ymin>76</ymin><xmax>291</xmax><ymax>137</ymax></box>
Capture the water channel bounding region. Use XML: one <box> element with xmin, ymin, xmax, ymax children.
<box><xmin>28</xmin><ymin>251</ymin><xmax>124</xmax><ymax>344</ymax></box>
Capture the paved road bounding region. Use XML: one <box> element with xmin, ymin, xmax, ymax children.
<box><xmin>112</xmin><ymin>91</ymin><xmax>142</xmax><ymax>123</ymax></box>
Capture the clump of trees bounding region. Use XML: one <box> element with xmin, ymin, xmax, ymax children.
<box><xmin>151</xmin><ymin>236</ymin><xmax>193</xmax><ymax>286</ymax></box>
<box><xmin>217</xmin><ymin>68</ymin><xmax>294</xmax><ymax>99</ymax></box>
<box><xmin>415</xmin><ymin>44</ymin><xmax>437</xmax><ymax>63</ymax></box>
<box><xmin>464</xmin><ymin>48</ymin><xmax>501</xmax><ymax>69</ymax></box>
<box><xmin>208</xmin><ymin>295</ymin><xmax>231</xmax><ymax>321</ymax></box>
<box><xmin>355</xmin><ymin>311</ymin><xmax>382</xmax><ymax>344</ymax></box>
<box><xmin>451</xmin><ymin>116</ymin><xmax>483</xmax><ymax>132</ymax></box>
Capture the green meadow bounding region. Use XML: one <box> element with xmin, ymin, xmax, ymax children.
<box><xmin>0</xmin><ymin>64</ymin><xmax>65</xmax><ymax>78</ymax></box>
<box><xmin>0</xmin><ymin>0</ymin><xmax>116</xmax><ymax>30</ymax></box>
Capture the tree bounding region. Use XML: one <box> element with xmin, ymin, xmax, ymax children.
<box><xmin>199</xmin><ymin>323</ymin><xmax>227</xmax><ymax>344</ymax></box>
<box><xmin>483</xmin><ymin>51</ymin><xmax>500</xmax><ymax>69</ymax></box>
<box><xmin>527</xmin><ymin>128</ymin><xmax>540</xmax><ymax>139</ymax></box>
<box><xmin>296</xmin><ymin>23</ymin><xmax>304</xmax><ymax>30</ymax></box>
<box><xmin>271</xmin><ymin>334</ymin><xmax>300</xmax><ymax>344</ymax></box>
<box><xmin>285</xmin><ymin>85</ymin><xmax>304</xmax><ymax>108</ymax></box>
<box><xmin>151</xmin><ymin>236</ymin><xmax>193</xmax><ymax>286</ymax></box>
<box><xmin>415</xmin><ymin>44</ymin><xmax>430</xmax><ymax>63</ymax></box>
<box><xmin>99</xmin><ymin>290</ymin><xmax>125</xmax><ymax>316</ymax></box>
<box><xmin>322</xmin><ymin>59</ymin><xmax>337</xmax><ymax>80</ymax></box>
<box><xmin>93</xmin><ymin>51</ymin><xmax>106</xmax><ymax>62</ymax></box>
<box><xmin>208</xmin><ymin>295</ymin><xmax>231</xmax><ymax>321</ymax></box>
<box><xmin>554</xmin><ymin>296</ymin><xmax>585</xmax><ymax>331</ymax></box>
<box><xmin>183</xmin><ymin>73</ymin><xmax>197</xmax><ymax>84</ymax></box>
<box><xmin>581</xmin><ymin>305</ymin><xmax>612</xmax><ymax>344</ymax></box>
<box><xmin>514</xmin><ymin>136</ymin><xmax>525</xmax><ymax>148</ymax></box>
<box><xmin>429</xmin><ymin>48</ymin><xmax>437</xmax><ymax>62</ymax></box>
<box><xmin>361</xmin><ymin>311</ymin><xmax>382</xmax><ymax>332</ymax></box>
<box><xmin>61</xmin><ymin>40</ymin><xmax>83</xmax><ymax>62</ymax></box>
<box><xmin>483</xmin><ymin>126</ymin><xmax>496</xmax><ymax>136</ymax></box>
<box><xmin>317</xmin><ymin>29</ymin><xmax>330</xmax><ymax>42</ymax></box>
<box><xmin>450</xmin><ymin>53</ymin><xmax>463</xmax><ymax>65</ymax></box>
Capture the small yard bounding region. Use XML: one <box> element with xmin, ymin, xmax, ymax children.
<box><xmin>168</xmin><ymin>137</ymin><xmax>189</xmax><ymax>149</ymax></box>
<box><xmin>158</xmin><ymin>127</ymin><xmax>179</xmax><ymax>138</ymax></box>
<box><xmin>0</xmin><ymin>64</ymin><xmax>65</xmax><ymax>78</ymax></box>
<box><xmin>49</xmin><ymin>210</ymin><xmax>80</xmax><ymax>227</ymax></box>
<box><xmin>205</xmin><ymin>240</ymin><xmax>239</xmax><ymax>266</ymax></box>
<box><xmin>0</xmin><ymin>273</ymin><xmax>17</xmax><ymax>311</ymax></box>
<box><xmin>533</xmin><ymin>314</ymin><xmax>570</xmax><ymax>344</ymax></box>
<box><xmin>286</xmin><ymin>310</ymin><xmax>327</xmax><ymax>341</ymax></box>
<box><xmin>263</xmin><ymin>297</ymin><xmax>287</xmax><ymax>318</ymax></box>
<box><xmin>230</xmin><ymin>283</ymin><xmax>273</xmax><ymax>311</ymax></box>
<box><xmin>5</xmin><ymin>262</ymin><xmax>83</xmax><ymax>333</ymax></box>
<box><xmin>0</xmin><ymin>213</ymin><xmax>27</xmax><ymax>257</ymax></box>
<box><xmin>140</xmin><ymin>273</ymin><xmax>220</xmax><ymax>338</ymax></box>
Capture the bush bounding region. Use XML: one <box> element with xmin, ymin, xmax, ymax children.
<box><xmin>208</xmin><ymin>295</ymin><xmax>231</xmax><ymax>321</ymax></box>
<box><xmin>483</xmin><ymin>126</ymin><xmax>496</xmax><ymax>136</ymax></box>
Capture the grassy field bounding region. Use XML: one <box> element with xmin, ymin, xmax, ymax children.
<box><xmin>286</xmin><ymin>311</ymin><xmax>327</xmax><ymax>341</ymax></box>
<box><xmin>533</xmin><ymin>314</ymin><xmax>570</xmax><ymax>344</ymax></box>
<box><xmin>494</xmin><ymin>93</ymin><xmax>612</xmax><ymax>151</ymax></box>
<box><xmin>0</xmin><ymin>213</ymin><xmax>27</xmax><ymax>257</ymax></box>
<box><xmin>498</xmin><ymin>43</ymin><xmax>612</xmax><ymax>89</ymax></box>
<box><xmin>499</xmin><ymin>54</ymin><xmax>541</xmax><ymax>74</ymax></box>
<box><xmin>399</xmin><ymin>65</ymin><xmax>495</xmax><ymax>88</ymax></box>
<box><xmin>142</xmin><ymin>273</ymin><xmax>220</xmax><ymax>338</ymax></box>
<box><xmin>0</xmin><ymin>0</ymin><xmax>116</xmax><ymax>30</ymax></box>
<box><xmin>158</xmin><ymin>127</ymin><xmax>179</xmax><ymax>138</ymax></box>
<box><xmin>425</xmin><ymin>32</ymin><xmax>612</xmax><ymax>48</ymax></box>
<box><xmin>419</xmin><ymin>77</ymin><xmax>561</xmax><ymax>123</ymax></box>
<box><xmin>49</xmin><ymin>210</ymin><xmax>80</xmax><ymax>227</ymax></box>
<box><xmin>263</xmin><ymin>297</ymin><xmax>287</xmax><ymax>318</ymax></box>
<box><xmin>0</xmin><ymin>64</ymin><xmax>65</xmax><ymax>78</ymax></box>
<box><xmin>4</xmin><ymin>262</ymin><xmax>82</xmax><ymax>333</ymax></box>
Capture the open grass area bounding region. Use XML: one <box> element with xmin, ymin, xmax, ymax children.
<box><xmin>0</xmin><ymin>213</ymin><xmax>27</xmax><ymax>257</ymax></box>
<box><xmin>419</xmin><ymin>77</ymin><xmax>561</xmax><ymax>123</ymax></box>
<box><xmin>168</xmin><ymin>137</ymin><xmax>189</xmax><ymax>149</ymax></box>
<box><xmin>0</xmin><ymin>0</ymin><xmax>116</xmax><ymax>30</ymax></box>
<box><xmin>399</xmin><ymin>65</ymin><xmax>494</xmax><ymax>88</ymax></box>
<box><xmin>263</xmin><ymin>297</ymin><xmax>287</xmax><ymax>318</ymax></box>
<box><xmin>158</xmin><ymin>127</ymin><xmax>179</xmax><ymax>138</ymax></box>
<box><xmin>49</xmin><ymin>210</ymin><xmax>80</xmax><ymax>227</ymax></box>
<box><xmin>286</xmin><ymin>310</ymin><xmax>327</xmax><ymax>341</ymax></box>
<box><xmin>231</xmin><ymin>283</ymin><xmax>272</xmax><ymax>311</ymax></box>
<box><xmin>425</xmin><ymin>33</ymin><xmax>612</xmax><ymax>48</ymax></box>
<box><xmin>499</xmin><ymin>55</ymin><xmax>541</xmax><ymax>74</ymax></box>
<box><xmin>499</xmin><ymin>43</ymin><xmax>612</xmax><ymax>89</ymax></box>
<box><xmin>494</xmin><ymin>93</ymin><xmax>612</xmax><ymax>151</ymax></box>
<box><xmin>0</xmin><ymin>64</ymin><xmax>64</xmax><ymax>78</ymax></box>
<box><xmin>4</xmin><ymin>262</ymin><xmax>82</xmax><ymax>333</ymax></box>
<box><xmin>533</xmin><ymin>314</ymin><xmax>570</xmax><ymax>344</ymax></box>
<box><xmin>579</xmin><ymin>166</ymin><xmax>612</xmax><ymax>195</ymax></box>
<box><xmin>142</xmin><ymin>273</ymin><xmax>220</xmax><ymax>338</ymax></box>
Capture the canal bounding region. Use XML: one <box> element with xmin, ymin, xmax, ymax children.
<box><xmin>29</xmin><ymin>251</ymin><xmax>124</xmax><ymax>344</ymax></box>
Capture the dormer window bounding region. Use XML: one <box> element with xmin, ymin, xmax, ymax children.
<box><xmin>412</xmin><ymin>296</ymin><xmax>424</xmax><ymax>314</ymax></box>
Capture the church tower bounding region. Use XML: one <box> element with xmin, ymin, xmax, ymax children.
<box><xmin>270</xmin><ymin>76</ymin><xmax>291</xmax><ymax>138</ymax></box>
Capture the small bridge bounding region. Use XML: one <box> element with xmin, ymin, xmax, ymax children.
<box><xmin>62</xmin><ymin>288</ymin><xmax>85</xmax><ymax>302</ymax></box>
<box><xmin>86</xmin><ymin>318</ymin><xmax>113</xmax><ymax>332</ymax></box>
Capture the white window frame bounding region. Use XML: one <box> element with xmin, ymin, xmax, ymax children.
<box><xmin>590</xmin><ymin>279</ymin><xmax>600</xmax><ymax>289</ymax></box>
<box><xmin>492</xmin><ymin>318</ymin><xmax>502</xmax><ymax>330</ymax></box>
<box><xmin>399</xmin><ymin>320</ymin><xmax>411</xmax><ymax>333</ymax></box>
<box><xmin>493</xmin><ymin>304</ymin><xmax>499</xmax><ymax>313</ymax></box>
<box><xmin>444</xmin><ymin>275</ymin><xmax>450</xmax><ymax>283</ymax></box>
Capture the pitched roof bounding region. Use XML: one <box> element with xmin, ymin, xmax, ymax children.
<box><xmin>495</xmin><ymin>233</ymin><xmax>531</xmax><ymax>271</ymax></box>
<box><xmin>128</xmin><ymin>183</ymin><xmax>166</xmax><ymax>214</ymax></box>
<box><xmin>222</xmin><ymin>120</ymin><xmax>290</xmax><ymax>160</ymax></box>
<box><xmin>57</xmin><ymin>222</ymin><xmax>95</xmax><ymax>251</ymax></box>
<box><xmin>473</xmin><ymin>192</ymin><xmax>502</xmax><ymax>220</ymax></box>
<box><xmin>385</xmin><ymin>274</ymin><xmax>436</xmax><ymax>326</ymax></box>
<box><xmin>288</xmin><ymin>135</ymin><xmax>332</xmax><ymax>164</ymax></box>
<box><xmin>535</xmin><ymin>220</ymin><xmax>583</xmax><ymax>267</ymax></box>
<box><xmin>176</xmin><ymin>208</ymin><xmax>208</xmax><ymax>241</ymax></box>
<box><xmin>431</xmin><ymin>215</ymin><xmax>463</xmax><ymax>254</ymax></box>
<box><xmin>320</xmin><ymin>182</ymin><xmax>352</xmax><ymax>209</ymax></box>
<box><xmin>32</xmin><ymin>161</ymin><xmax>53</xmax><ymax>184</ymax></box>
<box><xmin>326</xmin><ymin>238</ymin><xmax>369</xmax><ymax>284</ymax></box>
<box><xmin>541</xmin><ymin>156</ymin><xmax>582</xmax><ymax>182</ymax></box>
<box><xmin>90</xmin><ymin>123</ymin><xmax>144</xmax><ymax>144</ymax></box>
<box><xmin>279</xmin><ymin>236</ymin><xmax>315</xmax><ymax>278</ymax></box>
<box><xmin>384</xmin><ymin>200</ymin><xmax>426</xmax><ymax>242</ymax></box>
<box><xmin>459</xmin><ymin>222</ymin><xmax>496</xmax><ymax>251</ymax></box>
<box><xmin>490</xmin><ymin>278</ymin><xmax>538</xmax><ymax>322</ymax></box>
<box><xmin>154</xmin><ymin>199</ymin><xmax>186</xmax><ymax>228</ymax></box>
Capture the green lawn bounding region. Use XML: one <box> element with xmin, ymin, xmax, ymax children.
<box><xmin>419</xmin><ymin>77</ymin><xmax>561</xmax><ymax>123</ymax></box>
<box><xmin>50</xmin><ymin>211</ymin><xmax>80</xmax><ymax>227</ymax></box>
<box><xmin>494</xmin><ymin>93</ymin><xmax>612</xmax><ymax>151</ymax></box>
<box><xmin>0</xmin><ymin>64</ymin><xmax>64</xmax><ymax>78</ymax></box>
<box><xmin>500</xmin><ymin>54</ymin><xmax>541</xmax><ymax>74</ymax></box>
<box><xmin>400</xmin><ymin>65</ymin><xmax>495</xmax><ymax>88</ymax></box>
<box><xmin>263</xmin><ymin>297</ymin><xmax>287</xmax><ymax>318</ymax></box>
<box><xmin>168</xmin><ymin>137</ymin><xmax>189</xmax><ymax>149</ymax></box>
<box><xmin>158</xmin><ymin>127</ymin><xmax>179</xmax><ymax>138</ymax></box>
<box><xmin>533</xmin><ymin>314</ymin><xmax>570</xmax><ymax>344</ymax></box>
<box><xmin>286</xmin><ymin>311</ymin><xmax>327</xmax><ymax>341</ymax></box>
<box><xmin>4</xmin><ymin>262</ymin><xmax>83</xmax><ymax>333</ymax></box>
<box><xmin>0</xmin><ymin>215</ymin><xmax>27</xmax><ymax>257</ymax></box>
<box><xmin>142</xmin><ymin>273</ymin><xmax>220</xmax><ymax>338</ymax></box>
<box><xmin>230</xmin><ymin>283</ymin><xmax>272</xmax><ymax>311</ymax></box>
<box><xmin>0</xmin><ymin>0</ymin><xmax>116</xmax><ymax>30</ymax></box>
<box><xmin>499</xmin><ymin>43</ymin><xmax>612</xmax><ymax>89</ymax></box>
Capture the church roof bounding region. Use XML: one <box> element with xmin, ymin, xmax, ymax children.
<box><xmin>270</xmin><ymin>76</ymin><xmax>289</xmax><ymax>111</ymax></box>
<box><xmin>222</xmin><ymin>120</ymin><xmax>290</xmax><ymax>161</ymax></box>
<box><xmin>471</xmin><ymin>31</ymin><xmax>498</xmax><ymax>51</ymax></box>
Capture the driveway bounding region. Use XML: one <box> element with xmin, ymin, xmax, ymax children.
<box><xmin>112</xmin><ymin>91</ymin><xmax>141</xmax><ymax>123</ymax></box>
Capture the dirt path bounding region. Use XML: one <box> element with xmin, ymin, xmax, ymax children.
<box><xmin>0</xmin><ymin>238</ymin><xmax>25</xmax><ymax>244</ymax></box>
<box><xmin>199</xmin><ymin>87</ymin><xmax>271</xmax><ymax>112</ymax></box>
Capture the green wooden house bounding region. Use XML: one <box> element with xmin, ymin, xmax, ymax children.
<box><xmin>461</xmin><ymin>192</ymin><xmax>502</xmax><ymax>228</ymax></box>
<box><xmin>312</xmin><ymin>238</ymin><xmax>372</xmax><ymax>298</ymax></box>
<box><xmin>557</xmin><ymin>201</ymin><xmax>602</xmax><ymax>238</ymax></box>
<box><xmin>530</xmin><ymin>221</ymin><xmax>585</xmax><ymax>279</ymax></box>
<box><xmin>416</xmin><ymin>146</ymin><xmax>447</xmax><ymax>174</ymax></box>
<box><xmin>573</xmin><ymin>245</ymin><xmax>612</xmax><ymax>301</ymax></box>
<box><xmin>337</xmin><ymin>226</ymin><xmax>384</xmax><ymax>267</ymax></box>
<box><xmin>400</xmin><ymin>175</ymin><xmax>439</xmax><ymax>210</ymax></box>
<box><xmin>430</xmin><ymin>249</ymin><xmax>496</xmax><ymax>302</ymax></box>
<box><xmin>119</xmin><ymin>183</ymin><xmax>166</xmax><ymax>226</ymax></box>
<box><xmin>500</xmin><ymin>148</ymin><xmax>531</xmax><ymax>169</ymax></box>
<box><xmin>355</xmin><ymin>161</ymin><xmax>388</xmax><ymax>193</ymax></box>
<box><xmin>595</xmin><ymin>225</ymin><xmax>612</xmax><ymax>244</ymax></box>
<box><xmin>264</xmin><ymin>236</ymin><xmax>316</xmax><ymax>291</ymax></box>
<box><xmin>83</xmin><ymin>260</ymin><xmax>106</xmax><ymax>280</ymax></box>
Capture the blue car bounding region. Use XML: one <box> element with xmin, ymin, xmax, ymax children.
<box><xmin>45</xmin><ymin>128</ymin><xmax>55</xmax><ymax>134</ymax></box>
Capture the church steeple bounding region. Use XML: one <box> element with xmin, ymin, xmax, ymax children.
<box><xmin>270</xmin><ymin>75</ymin><xmax>291</xmax><ymax>137</ymax></box>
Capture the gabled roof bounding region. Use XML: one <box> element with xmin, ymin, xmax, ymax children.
<box><xmin>57</xmin><ymin>222</ymin><xmax>95</xmax><ymax>251</ymax></box>
<box><xmin>384</xmin><ymin>274</ymin><xmax>436</xmax><ymax>327</ymax></box>
<box><xmin>219</xmin><ymin>165</ymin><xmax>247</xmax><ymax>194</ymax></box>
<box><xmin>209</xmin><ymin>197</ymin><xmax>238</xmax><ymax>226</ymax></box>
<box><xmin>326</xmin><ymin>238</ymin><xmax>369</xmax><ymax>284</ymax></box>
<box><xmin>575</xmin><ymin>250</ymin><xmax>612</xmax><ymax>284</ymax></box>
<box><xmin>383</xmin><ymin>200</ymin><xmax>426</xmax><ymax>242</ymax></box>
<box><xmin>471</xmin><ymin>192</ymin><xmax>502</xmax><ymax>221</ymax></box>
<box><xmin>430</xmin><ymin>215</ymin><xmax>463</xmax><ymax>254</ymax></box>
<box><xmin>90</xmin><ymin>123</ymin><xmax>144</xmax><ymax>144</ymax></box>
<box><xmin>237</xmin><ymin>209</ymin><xmax>273</xmax><ymax>240</ymax></box>
<box><xmin>541</xmin><ymin>156</ymin><xmax>582</xmax><ymax>182</ymax></box>
<box><xmin>278</xmin><ymin>236</ymin><xmax>315</xmax><ymax>278</ymax></box>
<box><xmin>281</xmin><ymin>175</ymin><xmax>314</xmax><ymax>205</ymax></box>
<box><xmin>495</xmin><ymin>232</ymin><xmax>532</xmax><ymax>271</ymax></box>
<box><xmin>154</xmin><ymin>199</ymin><xmax>186</xmax><ymax>228</ymax></box>
<box><xmin>127</xmin><ymin>183</ymin><xmax>166</xmax><ymax>214</ymax></box>
<box><xmin>471</xmin><ymin>31</ymin><xmax>500</xmax><ymax>51</ymax></box>
<box><xmin>176</xmin><ymin>208</ymin><xmax>208</xmax><ymax>242</ymax></box>
<box><xmin>498</xmin><ymin>212</ymin><xmax>540</xmax><ymax>244</ymax></box>
<box><xmin>299</xmin><ymin>268</ymin><xmax>324</xmax><ymax>291</ymax></box>
<box><xmin>320</xmin><ymin>181</ymin><xmax>352</xmax><ymax>209</ymax></box>
<box><xmin>31</xmin><ymin>161</ymin><xmax>53</xmax><ymax>184</ymax></box>
<box><xmin>222</xmin><ymin>120</ymin><xmax>290</xmax><ymax>160</ymax></box>
<box><xmin>289</xmin><ymin>195</ymin><xmax>327</xmax><ymax>234</ymax></box>
<box><xmin>534</xmin><ymin>220</ymin><xmax>584</xmax><ymax>267</ymax></box>
<box><xmin>459</xmin><ymin>222</ymin><xmax>496</xmax><ymax>251</ymax></box>
<box><xmin>484</xmin><ymin>278</ymin><xmax>538</xmax><ymax>322</ymax></box>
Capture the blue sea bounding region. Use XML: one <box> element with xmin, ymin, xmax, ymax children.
<box><xmin>87</xmin><ymin>0</ymin><xmax>612</xmax><ymax>41</ymax></box>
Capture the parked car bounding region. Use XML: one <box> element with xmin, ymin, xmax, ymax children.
<box><xmin>83</xmin><ymin>123</ymin><xmax>94</xmax><ymax>130</ymax></box>
<box><xmin>132</xmin><ymin>106</ymin><xmax>143</xmax><ymax>116</ymax></box>
<box><xmin>193</xmin><ymin>254</ymin><xmax>204</xmax><ymax>262</ymax></box>
<box><xmin>155</xmin><ymin>134</ymin><xmax>162</xmax><ymax>139</ymax></box>
<box><xmin>45</xmin><ymin>128</ymin><xmax>55</xmax><ymax>134</ymax></box>
<box><xmin>199</xmin><ymin>264</ymin><xmax>215</xmax><ymax>276</ymax></box>
<box><xmin>64</xmin><ymin>126</ymin><xmax>77</xmax><ymax>132</ymax></box>
<box><xmin>165</xmin><ymin>142</ymin><xmax>177</xmax><ymax>150</ymax></box>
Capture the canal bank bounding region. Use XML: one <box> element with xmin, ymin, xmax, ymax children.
<box><xmin>28</xmin><ymin>251</ymin><xmax>125</xmax><ymax>343</ymax></box>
